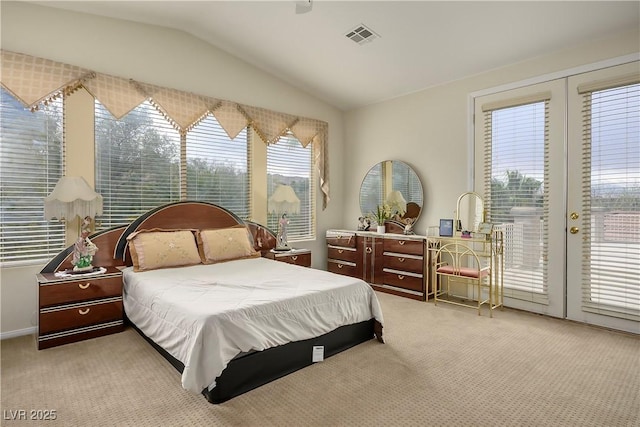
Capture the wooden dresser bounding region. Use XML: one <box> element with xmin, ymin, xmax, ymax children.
<box><xmin>327</xmin><ymin>229</ymin><xmax>430</xmax><ymax>301</ymax></box>
<box><xmin>37</xmin><ymin>266</ymin><xmax>124</xmax><ymax>349</ymax></box>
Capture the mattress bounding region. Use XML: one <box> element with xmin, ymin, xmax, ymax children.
<box><xmin>122</xmin><ymin>257</ymin><xmax>384</xmax><ymax>393</ymax></box>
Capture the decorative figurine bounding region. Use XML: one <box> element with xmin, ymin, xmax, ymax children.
<box><xmin>276</xmin><ymin>213</ymin><xmax>291</xmax><ymax>251</ymax></box>
<box><xmin>72</xmin><ymin>216</ymin><xmax>98</xmax><ymax>272</ymax></box>
<box><xmin>403</xmin><ymin>217</ymin><xmax>415</xmax><ymax>235</ymax></box>
<box><xmin>358</xmin><ymin>216</ymin><xmax>367</xmax><ymax>231</ymax></box>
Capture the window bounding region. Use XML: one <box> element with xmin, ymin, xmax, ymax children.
<box><xmin>578</xmin><ymin>82</ymin><xmax>640</xmax><ymax>319</ymax></box>
<box><xmin>186</xmin><ymin>115</ymin><xmax>250</xmax><ymax>218</ymax></box>
<box><xmin>267</xmin><ymin>135</ymin><xmax>315</xmax><ymax>240</ymax></box>
<box><xmin>483</xmin><ymin>99</ymin><xmax>550</xmax><ymax>301</ymax></box>
<box><xmin>95</xmin><ymin>100</ymin><xmax>180</xmax><ymax>229</ymax></box>
<box><xmin>0</xmin><ymin>88</ymin><xmax>65</xmax><ymax>263</ymax></box>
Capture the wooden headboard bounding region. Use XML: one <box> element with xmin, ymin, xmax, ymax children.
<box><xmin>41</xmin><ymin>201</ymin><xmax>277</xmax><ymax>273</ymax></box>
<box><xmin>114</xmin><ymin>201</ymin><xmax>277</xmax><ymax>263</ymax></box>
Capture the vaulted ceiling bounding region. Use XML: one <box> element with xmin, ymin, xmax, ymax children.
<box><xmin>34</xmin><ymin>1</ymin><xmax>640</xmax><ymax>110</ymax></box>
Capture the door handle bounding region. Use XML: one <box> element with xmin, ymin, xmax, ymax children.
<box><xmin>570</xmin><ymin>227</ymin><xmax>579</xmax><ymax>234</ymax></box>
<box><xmin>570</xmin><ymin>212</ymin><xmax>579</xmax><ymax>220</ymax></box>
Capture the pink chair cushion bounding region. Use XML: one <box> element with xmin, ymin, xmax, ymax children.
<box><xmin>436</xmin><ymin>265</ymin><xmax>489</xmax><ymax>278</ymax></box>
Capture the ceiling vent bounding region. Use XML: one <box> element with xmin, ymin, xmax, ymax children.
<box><xmin>345</xmin><ymin>24</ymin><xmax>380</xmax><ymax>45</ymax></box>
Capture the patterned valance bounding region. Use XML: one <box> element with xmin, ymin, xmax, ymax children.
<box><xmin>0</xmin><ymin>50</ymin><xmax>330</xmax><ymax>208</ymax></box>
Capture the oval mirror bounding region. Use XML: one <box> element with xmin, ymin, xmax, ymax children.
<box><xmin>359</xmin><ymin>160</ymin><xmax>423</xmax><ymax>223</ymax></box>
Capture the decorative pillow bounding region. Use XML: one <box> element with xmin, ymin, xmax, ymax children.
<box><xmin>127</xmin><ymin>229</ymin><xmax>201</xmax><ymax>272</ymax></box>
<box><xmin>196</xmin><ymin>226</ymin><xmax>260</xmax><ymax>264</ymax></box>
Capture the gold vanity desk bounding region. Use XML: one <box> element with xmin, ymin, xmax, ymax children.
<box><xmin>427</xmin><ymin>231</ymin><xmax>504</xmax><ymax>316</ymax></box>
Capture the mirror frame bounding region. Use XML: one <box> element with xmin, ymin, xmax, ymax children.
<box><xmin>455</xmin><ymin>191</ymin><xmax>486</xmax><ymax>233</ymax></box>
<box><xmin>359</xmin><ymin>160</ymin><xmax>424</xmax><ymax>224</ymax></box>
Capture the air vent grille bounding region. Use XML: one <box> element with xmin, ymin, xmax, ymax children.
<box><xmin>345</xmin><ymin>24</ymin><xmax>380</xmax><ymax>45</ymax></box>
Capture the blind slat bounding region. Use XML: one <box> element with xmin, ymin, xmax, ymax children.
<box><xmin>1</xmin><ymin>88</ymin><xmax>65</xmax><ymax>264</ymax></box>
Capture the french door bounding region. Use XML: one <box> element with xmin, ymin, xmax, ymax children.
<box><xmin>566</xmin><ymin>62</ymin><xmax>639</xmax><ymax>333</ymax></box>
<box><xmin>475</xmin><ymin>61</ymin><xmax>640</xmax><ymax>332</ymax></box>
<box><xmin>475</xmin><ymin>79</ymin><xmax>566</xmax><ymax>318</ymax></box>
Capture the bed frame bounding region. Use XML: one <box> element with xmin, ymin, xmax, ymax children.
<box><xmin>44</xmin><ymin>201</ymin><xmax>382</xmax><ymax>403</ymax></box>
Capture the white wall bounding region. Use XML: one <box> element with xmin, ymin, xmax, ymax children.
<box><xmin>0</xmin><ymin>2</ymin><xmax>346</xmax><ymax>335</ymax></box>
<box><xmin>343</xmin><ymin>29</ymin><xmax>640</xmax><ymax>235</ymax></box>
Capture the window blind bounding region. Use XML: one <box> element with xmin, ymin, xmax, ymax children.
<box><xmin>95</xmin><ymin>100</ymin><xmax>180</xmax><ymax>229</ymax></box>
<box><xmin>267</xmin><ymin>134</ymin><xmax>315</xmax><ymax>240</ymax></box>
<box><xmin>0</xmin><ymin>88</ymin><xmax>65</xmax><ymax>263</ymax></box>
<box><xmin>360</xmin><ymin>162</ymin><xmax>383</xmax><ymax>216</ymax></box>
<box><xmin>186</xmin><ymin>115</ymin><xmax>250</xmax><ymax>218</ymax></box>
<box><xmin>483</xmin><ymin>100</ymin><xmax>550</xmax><ymax>303</ymax></box>
<box><xmin>580</xmin><ymin>83</ymin><xmax>640</xmax><ymax>320</ymax></box>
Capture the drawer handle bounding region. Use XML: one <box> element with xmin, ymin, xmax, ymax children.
<box><xmin>337</xmin><ymin>264</ymin><xmax>344</xmax><ymax>269</ymax></box>
<box><xmin>291</xmin><ymin>256</ymin><xmax>298</xmax><ymax>261</ymax></box>
<box><xmin>338</xmin><ymin>249</ymin><xmax>344</xmax><ymax>254</ymax></box>
<box><xmin>366</xmin><ymin>247</ymin><xmax>372</xmax><ymax>254</ymax></box>
<box><xmin>398</xmin><ymin>257</ymin><xmax>405</xmax><ymax>262</ymax></box>
<box><xmin>398</xmin><ymin>275</ymin><xmax>405</xmax><ymax>280</ymax></box>
<box><xmin>78</xmin><ymin>282</ymin><xmax>91</xmax><ymax>290</ymax></box>
<box><xmin>399</xmin><ymin>241</ymin><xmax>406</xmax><ymax>245</ymax></box>
<box><xmin>78</xmin><ymin>308</ymin><xmax>91</xmax><ymax>315</ymax></box>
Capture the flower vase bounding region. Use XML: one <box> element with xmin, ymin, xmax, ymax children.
<box><xmin>377</xmin><ymin>225</ymin><xmax>386</xmax><ymax>234</ymax></box>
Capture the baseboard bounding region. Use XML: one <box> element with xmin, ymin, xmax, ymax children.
<box><xmin>1</xmin><ymin>327</ymin><xmax>36</xmax><ymax>340</ymax></box>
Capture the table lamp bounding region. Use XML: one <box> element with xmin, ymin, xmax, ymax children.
<box><xmin>44</xmin><ymin>176</ymin><xmax>103</xmax><ymax>271</ymax></box>
<box><xmin>268</xmin><ymin>184</ymin><xmax>300</xmax><ymax>251</ymax></box>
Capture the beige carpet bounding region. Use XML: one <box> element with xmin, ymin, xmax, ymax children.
<box><xmin>1</xmin><ymin>292</ymin><xmax>638</xmax><ymax>427</ymax></box>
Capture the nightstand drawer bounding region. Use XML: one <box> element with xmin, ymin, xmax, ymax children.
<box><xmin>327</xmin><ymin>245</ymin><xmax>358</xmax><ymax>263</ymax></box>
<box><xmin>278</xmin><ymin>252</ymin><xmax>311</xmax><ymax>267</ymax></box>
<box><xmin>39</xmin><ymin>298</ymin><xmax>123</xmax><ymax>335</ymax></box>
<box><xmin>39</xmin><ymin>276</ymin><xmax>122</xmax><ymax>307</ymax></box>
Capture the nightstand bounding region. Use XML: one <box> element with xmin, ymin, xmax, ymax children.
<box><xmin>265</xmin><ymin>248</ymin><xmax>311</xmax><ymax>267</ymax></box>
<box><xmin>37</xmin><ymin>266</ymin><xmax>124</xmax><ymax>350</ymax></box>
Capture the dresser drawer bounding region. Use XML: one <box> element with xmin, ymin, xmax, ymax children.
<box><xmin>384</xmin><ymin>238</ymin><xmax>424</xmax><ymax>256</ymax></box>
<box><xmin>40</xmin><ymin>275</ymin><xmax>122</xmax><ymax>307</ymax></box>
<box><xmin>383</xmin><ymin>253</ymin><xmax>424</xmax><ymax>273</ymax></box>
<box><xmin>326</xmin><ymin>232</ymin><xmax>357</xmax><ymax>248</ymax></box>
<box><xmin>39</xmin><ymin>298</ymin><xmax>123</xmax><ymax>335</ymax></box>
<box><xmin>383</xmin><ymin>269</ymin><xmax>424</xmax><ymax>292</ymax></box>
<box><xmin>327</xmin><ymin>245</ymin><xmax>359</xmax><ymax>263</ymax></box>
<box><xmin>328</xmin><ymin>259</ymin><xmax>359</xmax><ymax>278</ymax></box>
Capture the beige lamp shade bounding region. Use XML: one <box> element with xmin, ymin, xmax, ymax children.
<box><xmin>44</xmin><ymin>176</ymin><xmax>103</xmax><ymax>221</ymax></box>
<box><xmin>386</xmin><ymin>190</ymin><xmax>407</xmax><ymax>215</ymax></box>
<box><xmin>268</xmin><ymin>185</ymin><xmax>300</xmax><ymax>215</ymax></box>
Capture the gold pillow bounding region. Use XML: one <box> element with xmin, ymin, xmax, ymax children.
<box><xmin>127</xmin><ymin>229</ymin><xmax>201</xmax><ymax>272</ymax></box>
<box><xmin>196</xmin><ymin>226</ymin><xmax>260</xmax><ymax>264</ymax></box>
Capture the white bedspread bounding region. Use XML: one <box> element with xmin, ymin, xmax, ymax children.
<box><xmin>122</xmin><ymin>257</ymin><xmax>383</xmax><ymax>394</ymax></box>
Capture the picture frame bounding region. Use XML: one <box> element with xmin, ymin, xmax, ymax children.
<box><xmin>477</xmin><ymin>222</ymin><xmax>493</xmax><ymax>234</ymax></box>
<box><xmin>439</xmin><ymin>219</ymin><xmax>454</xmax><ymax>237</ymax></box>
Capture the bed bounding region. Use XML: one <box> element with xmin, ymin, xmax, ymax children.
<box><xmin>96</xmin><ymin>201</ymin><xmax>385</xmax><ymax>403</ymax></box>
